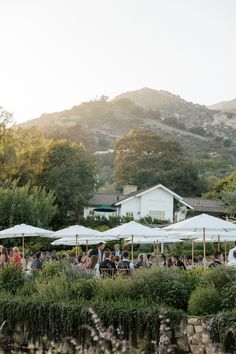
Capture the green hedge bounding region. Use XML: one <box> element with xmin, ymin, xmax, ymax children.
<box><xmin>0</xmin><ymin>298</ymin><xmax>185</xmax><ymax>349</ymax></box>
<box><xmin>208</xmin><ymin>309</ymin><xmax>236</xmax><ymax>353</ymax></box>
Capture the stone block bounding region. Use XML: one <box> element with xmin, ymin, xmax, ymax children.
<box><xmin>188</xmin><ymin>317</ymin><xmax>202</xmax><ymax>326</ymax></box>
<box><xmin>177</xmin><ymin>336</ymin><xmax>190</xmax><ymax>352</ymax></box>
<box><xmin>195</xmin><ymin>325</ymin><xmax>203</xmax><ymax>333</ymax></box>
<box><xmin>186</xmin><ymin>324</ymin><xmax>195</xmax><ymax>336</ymax></box>
<box><xmin>189</xmin><ymin>332</ymin><xmax>202</xmax><ymax>345</ymax></box>
<box><xmin>190</xmin><ymin>344</ymin><xmax>205</xmax><ymax>354</ymax></box>
<box><xmin>202</xmin><ymin>333</ymin><xmax>210</xmax><ymax>345</ymax></box>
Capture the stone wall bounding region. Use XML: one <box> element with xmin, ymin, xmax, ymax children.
<box><xmin>175</xmin><ymin>316</ymin><xmax>223</xmax><ymax>354</ymax></box>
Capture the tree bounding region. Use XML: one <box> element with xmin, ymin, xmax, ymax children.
<box><xmin>114</xmin><ymin>129</ymin><xmax>207</xmax><ymax>196</ymax></box>
<box><xmin>0</xmin><ymin>180</ymin><xmax>57</xmax><ymax>228</ymax></box>
<box><xmin>0</xmin><ymin>107</ymin><xmax>13</xmax><ymax>142</ymax></box>
<box><xmin>204</xmin><ymin>172</ymin><xmax>236</xmax><ymax>199</ymax></box>
<box><xmin>38</xmin><ymin>140</ymin><xmax>95</xmax><ymax>223</ymax></box>
<box><xmin>0</xmin><ymin>127</ymin><xmax>50</xmax><ymax>185</ymax></box>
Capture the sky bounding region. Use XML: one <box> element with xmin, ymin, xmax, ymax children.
<box><xmin>0</xmin><ymin>0</ymin><xmax>236</xmax><ymax>123</ymax></box>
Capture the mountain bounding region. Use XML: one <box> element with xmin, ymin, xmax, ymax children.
<box><xmin>208</xmin><ymin>98</ymin><xmax>236</xmax><ymax>113</ymax></box>
<box><xmin>19</xmin><ymin>88</ymin><xmax>236</xmax><ymax>166</ymax></box>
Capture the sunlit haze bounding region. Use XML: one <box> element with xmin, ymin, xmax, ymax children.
<box><xmin>1</xmin><ymin>0</ymin><xmax>236</xmax><ymax>123</ymax></box>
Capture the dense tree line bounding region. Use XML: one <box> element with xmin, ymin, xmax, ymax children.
<box><xmin>114</xmin><ymin>129</ymin><xmax>208</xmax><ymax>196</ymax></box>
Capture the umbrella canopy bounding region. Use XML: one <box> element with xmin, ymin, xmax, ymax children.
<box><xmin>103</xmin><ymin>221</ymin><xmax>167</xmax><ymax>261</ymax></box>
<box><xmin>48</xmin><ymin>224</ymin><xmax>112</xmax><ymax>256</ymax></box>
<box><xmin>164</xmin><ymin>214</ymin><xmax>236</xmax><ymax>233</ymax></box>
<box><xmin>163</xmin><ymin>214</ymin><xmax>236</xmax><ymax>264</ymax></box>
<box><xmin>93</xmin><ymin>205</ymin><xmax>117</xmax><ymax>213</ymax></box>
<box><xmin>103</xmin><ymin>221</ymin><xmax>165</xmax><ymax>238</ymax></box>
<box><xmin>51</xmin><ymin>237</ymin><xmax>112</xmax><ymax>246</ymax></box>
<box><xmin>126</xmin><ymin>237</ymin><xmax>183</xmax><ymax>244</ymax></box>
<box><xmin>0</xmin><ymin>223</ymin><xmax>53</xmax><ymax>259</ymax></box>
<box><xmin>47</xmin><ymin>225</ymin><xmax>103</xmax><ymax>239</ymax></box>
<box><xmin>0</xmin><ymin>224</ymin><xmax>53</xmax><ymax>238</ymax></box>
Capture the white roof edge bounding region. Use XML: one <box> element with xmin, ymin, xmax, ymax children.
<box><xmin>115</xmin><ymin>184</ymin><xmax>193</xmax><ymax>208</ymax></box>
<box><xmin>115</xmin><ymin>195</ymin><xmax>136</xmax><ymax>205</ymax></box>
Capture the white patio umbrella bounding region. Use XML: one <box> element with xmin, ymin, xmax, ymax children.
<box><xmin>102</xmin><ymin>221</ymin><xmax>167</xmax><ymax>261</ymax></box>
<box><xmin>164</xmin><ymin>214</ymin><xmax>236</xmax><ymax>265</ymax></box>
<box><xmin>0</xmin><ymin>224</ymin><xmax>53</xmax><ymax>258</ymax></box>
<box><xmin>48</xmin><ymin>225</ymin><xmax>110</xmax><ymax>256</ymax></box>
<box><xmin>51</xmin><ymin>237</ymin><xmax>113</xmax><ymax>246</ymax></box>
<box><xmin>194</xmin><ymin>234</ymin><xmax>236</xmax><ymax>261</ymax></box>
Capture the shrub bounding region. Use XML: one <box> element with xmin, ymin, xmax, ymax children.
<box><xmin>188</xmin><ymin>287</ymin><xmax>221</xmax><ymax>315</ymax></box>
<box><xmin>96</xmin><ymin>277</ymin><xmax>131</xmax><ymax>301</ymax></box>
<box><xmin>0</xmin><ymin>263</ymin><xmax>25</xmax><ymax>294</ymax></box>
<box><xmin>220</xmin><ymin>282</ymin><xmax>236</xmax><ymax>310</ymax></box>
<box><xmin>200</xmin><ymin>266</ymin><xmax>236</xmax><ymax>289</ymax></box>
<box><xmin>130</xmin><ymin>267</ymin><xmax>190</xmax><ymax>310</ymax></box>
<box><xmin>208</xmin><ymin>310</ymin><xmax>236</xmax><ymax>352</ymax></box>
<box><xmin>35</xmin><ymin>275</ymin><xmax>79</xmax><ymax>302</ymax></box>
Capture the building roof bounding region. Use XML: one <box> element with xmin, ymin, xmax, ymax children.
<box><xmin>115</xmin><ymin>184</ymin><xmax>193</xmax><ymax>209</ymax></box>
<box><xmin>88</xmin><ymin>193</ymin><xmax>126</xmax><ymax>206</ymax></box>
<box><xmin>183</xmin><ymin>198</ymin><xmax>227</xmax><ymax>214</ymax></box>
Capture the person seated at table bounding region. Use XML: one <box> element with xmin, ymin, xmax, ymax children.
<box><xmin>185</xmin><ymin>255</ymin><xmax>194</xmax><ymax>269</ymax></box>
<box><xmin>31</xmin><ymin>252</ymin><xmax>43</xmax><ymax>271</ymax></box>
<box><xmin>227</xmin><ymin>250</ymin><xmax>236</xmax><ymax>267</ymax></box>
<box><xmin>171</xmin><ymin>255</ymin><xmax>186</xmax><ymax>270</ymax></box>
<box><xmin>118</xmin><ymin>250</ymin><xmax>134</xmax><ymax>270</ymax></box>
<box><xmin>112</xmin><ymin>244</ymin><xmax>122</xmax><ymax>259</ymax></box>
<box><xmin>149</xmin><ymin>255</ymin><xmax>158</xmax><ymax>266</ymax></box>
<box><xmin>11</xmin><ymin>247</ymin><xmax>22</xmax><ymax>266</ymax></box>
<box><xmin>196</xmin><ymin>255</ymin><xmax>204</xmax><ymax>267</ymax></box>
<box><xmin>209</xmin><ymin>251</ymin><xmax>224</xmax><ymax>268</ymax></box>
<box><xmin>0</xmin><ymin>247</ymin><xmax>9</xmax><ymax>268</ymax></box>
<box><xmin>99</xmin><ymin>250</ymin><xmax>117</xmax><ymax>276</ymax></box>
<box><xmin>135</xmin><ymin>253</ymin><xmax>150</xmax><ymax>269</ymax></box>
<box><xmin>158</xmin><ymin>254</ymin><xmax>166</xmax><ymax>267</ymax></box>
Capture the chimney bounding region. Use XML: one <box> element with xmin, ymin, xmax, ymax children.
<box><xmin>123</xmin><ymin>184</ymin><xmax>138</xmax><ymax>195</ymax></box>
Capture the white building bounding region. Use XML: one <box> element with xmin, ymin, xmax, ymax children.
<box><xmin>84</xmin><ymin>184</ymin><xmax>193</xmax><ymax>223</ymax></box>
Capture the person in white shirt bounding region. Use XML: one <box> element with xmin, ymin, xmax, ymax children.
<box><xmin>228</xmin><ymin>242</ymin><xmax>236</xmax><ymax>263</ymax></box>
<box><xmin>227</xmin><ymin>249</ymin><xmax>236</xmax><ymax>267</ymax></box>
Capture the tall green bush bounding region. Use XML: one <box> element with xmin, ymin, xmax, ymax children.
<box><xmin>188</xmin><ymin>287</ymin><xmax>221</xmax><ymax>315</ymax></box>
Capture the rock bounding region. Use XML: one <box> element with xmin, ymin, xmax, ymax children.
<box><xmin>202</xmin><ymin>333</ymin><xmax>210</xmax><ymax>345</ymax></box>
<box><xmin>188</xmin><ymin>317</ymin><xmax>202</xmax><ymax>326</ymax></box>
<box><xmin>190</xmin><ymin>344</ymin><xmax>205</xmax><ymax>353</ymax></box>
<box><xmin>177</xmin><ymin>336</ymin><xmax>190</xmax><ymax>352</ymax></box>
<box><xmin>186</xmin><ymin>324</ymin><xmax>195</xmax><ymax>336</ymax></box>
<box><xmin>189</xmin><ymin>332</ymin><xmax>202</xmax><ymax>345</ymax></box>
<box><xmin>195</xmin><ymin>325</ymin><xmax>203</xmax><ymax>333</ymax></box>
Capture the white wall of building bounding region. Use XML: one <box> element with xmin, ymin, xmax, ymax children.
<box><xmin>119</xmin><ymin>197</ymin><xmax>140</xmax><ymax>219</ymax></box>
<box><xmin>140</xmin><ymin>188</ymin><xmax>174</xmax><ymax>222</ymax></box>
<box><xmin>119</xmin><ymin>188</ymin><xmax>174</xmax><ymax>221</ymax></box>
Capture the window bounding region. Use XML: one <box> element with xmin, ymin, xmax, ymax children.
<box><xmin>126</xmin><ymin>212</ymin><xmax>134</xmax><ymax>218</ymax></box>
<box><xmin>149</xmin><ymin>210</ymin><xmax>165</xmax><ymax>220</ymax></box>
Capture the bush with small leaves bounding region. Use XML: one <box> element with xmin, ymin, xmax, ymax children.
<box><xmin>188</xmin><ymin>287</ymin><xmax>221</xmax><ymax>315</ymax></box>
<box><xmin>0</xmin><ymin>263</ymin><xmax>25</xmax><ymax>294</ymax></box>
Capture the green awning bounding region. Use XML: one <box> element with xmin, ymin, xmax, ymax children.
<box><xmin>93</xmin><ymin>205</ymin><xmax>117</xmax><ymax>212</ymax></box>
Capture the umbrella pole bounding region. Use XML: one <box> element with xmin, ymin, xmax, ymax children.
<box><xmin>22</xmin><ymin>234</ymin><xmax>25</xmax><ymax>259</ymax></box>
<box><xmin>203</xmin><ymin>227</ymin><xmax>206</xmax><ymax>269</ymax></box>
<box><xmin>224</xmin><ymin>240</ymin><xmax>227</xmax><ymax>264</ymax></box>
<box><xmin>192</xmin><ymin>239</ymin><xmax>194</xmax><ymax>264</ymax></box>
<box><xmin>76</xmin><ymin>234</ymin><xmax>78</xmax><ymax>257</ymax></box>
<box><xmin>131</xmin><ymin>235</ymin><xmax>134</xmax><ymax>262</ymax></box>
<box><xmin>218</xmin><ymin>235</ymin><xmax>220</xmax><ymax>252</ymax></box>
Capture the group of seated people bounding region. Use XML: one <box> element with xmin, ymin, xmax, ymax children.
<box><xmin>1</xmin><ymin>241</ymin><xmax>236</xmax><ymax>276</ymax></box>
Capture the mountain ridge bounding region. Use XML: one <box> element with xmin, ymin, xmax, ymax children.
<box><xmin>18</xmin><ymin>87</ymin><xmax>236</xmax><ymax>166</ymax></box>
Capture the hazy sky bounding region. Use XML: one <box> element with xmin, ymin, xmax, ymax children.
<box><xmin>1</xmin><ymin>0</ymin><xmax>236</xmax><ymax>123</ymax></box>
